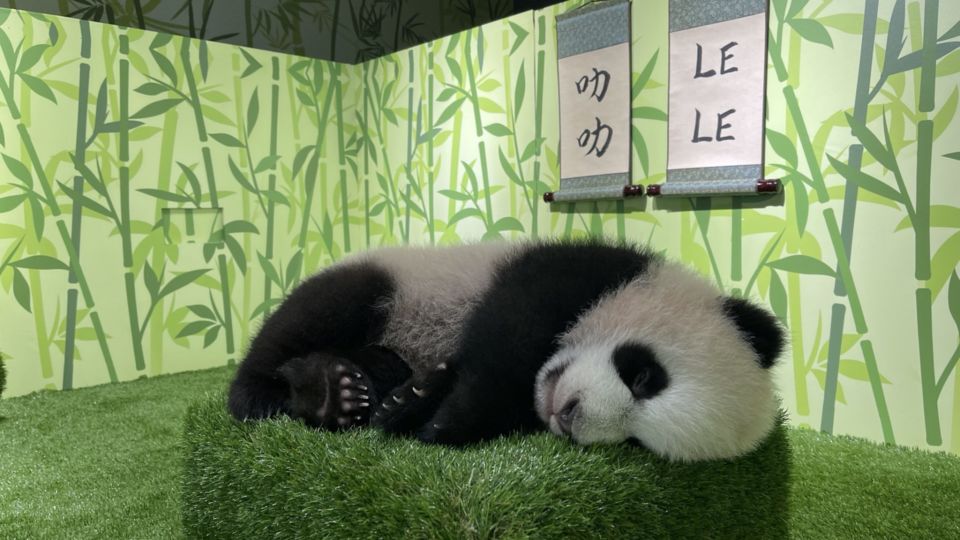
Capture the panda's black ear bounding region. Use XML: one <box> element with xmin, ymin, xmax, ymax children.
<box><xmin>722</xmin><ymin>297</ymin><xmax>785</xmax><ymax>369</ymax></box>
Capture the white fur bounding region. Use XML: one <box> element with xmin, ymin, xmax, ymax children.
<box><xmin>350</xmin><ymin>242</ymin><xmax>516</xmax><ymax>373</ymax></box>
<box><xmin>535</xmin><ymin>261</ymin><xmax>779</xmax><ymax>462</ymax></box>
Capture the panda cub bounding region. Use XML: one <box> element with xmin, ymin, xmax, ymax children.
<box><xmin>228</xmin><ymin>239</ymin><xmax>785</xmax><ymax>462</ymax></box>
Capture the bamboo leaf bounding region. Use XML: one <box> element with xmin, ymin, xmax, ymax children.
<box><xmin>436</xmin><ymin>97</ymin><xmax>465</xmax><ymax>126</ymax></box>
<box><xmin>827</xmin><ymin>154</ymin><xmax>903</xmax><ymax>204</ymax></box>
<box><xmin>786</xmin><ymin>0</ymin><xmax>810</xmax><ymax>19</ymax></box>
<box><xmin>177</xmin><ymin>162</ymin><xmax>203</xmax><ymax>204</ymax></box>
<box><xmin>846</xmin><ymin>113</ymin><xmax>898</xmax><ymax>172</ymax></box>
<box><xmin>254</xmin><ymin>155</ymin><xmax>280</xmax><ymax>174</ymax></box>
<box><xmin>885</xmin><ymin>0</ymin><xmax>906</xmax><ymax>67</ymax></box>
<box><xmin>766</xmin><ymin>129</ymin><xmax>797</xmax><ymax>168</ymax></box>
<box><xmin>478</xmin><ymin>78</ymin><xmax>501</xmax><ymax>92</ymax></box>
<box><xmin>437</xmin><ymin>87</ymin><xmax>458</xmax><ymax>102</ymax></box>
<box><xmin>768</xmin><ymin>255</ymin><xmax>836</xmax><ymax>277</ymax></box>
<box><xmin>240</xmin><ymin>49</ymin><xmax>262</xmax><ymax>78</ymax></box>
<box><xmin>383</xmin><ymin>107</ymin><xmax>399</xmax><ymax>125</ymax></box>
<box><xmin>159</xmin><ymin>269</ymin><xmax>210</xmax><ymax>299</ymax></box>
<box><xmin>27</xmin><ymin>196</ymin><xmax>44</xmax><ymax>240</ymax></box>
<box><xmin>446</xmin><ymin>55</ymin><xmax>463</xmax><ymax>84</ymax></box>
<box><xmin>285</xmin><ymin>250</ymin><xmax>303</xmax><ymax>287</ymax></box>
<box><xmin>258</xmin><ymin>253</ymin><xmax>283</xmax><ymax>287</ymax></box>
<box><xmin>839</xmin><ymin>359</ymin><xmax>890</xmax><ymax>384</ymax></box>
<box><xmin>462</xmin><ymin>161</ymin><xmax>480</xmax><ymax>194</ymax></box>
<box><xmin>520</xmin><ymin>137</ymin><xmax>545</xmax><ymax>163</ymax></box>
<box><xmin>228</xmin><ymin>156</ymin><xmax>258</xmax><ymax>194</ymax></box>
<box><xmin>296</xmin><ymin>89</ymin><xmax>315</xmax><ymax>107</ymax></box>
<box><xmin>892</xmin><ymin>42</ymin><xmax>960</xmax><ymax>74</ymax></box>
<box><xmin>3</xmin><ymin>154</ymin><xmax>32</xmax><ymax>188</ymax></box>
<box><xmin>250</xmin><ymin>298</ymin><xmax>283</xmax><ymax>321</ymax></box>
<box><xmin>176</xmin><ymin>320</ymin><xmax>215</xmax><ymax>338</ymax></box>
<box><xmin>483</xmin><ymin>123</ymin><xmax>512</xmax><ymax>137</ymax></box>
<box><xmin>632</xmin><ymin>50</ymin><xmax>658</xmax><ymax>99</ymax></box>
<box><xmin>945</xmin><ymin>152</ymin><xmax>960</xmax><ymax>161</ymax></box>
<box><xmin>895</xmin><ymin>205</ymin><xmax>960</xmax><ymax>231</ymax></box>
<box><xmin>199</xmin><ymin>40</ymin><xmax>209</xmax><ymax>82</ymax></box>
<box><xmin>132</xmin><ymin>98</ymin><xmax>183</xmax><ymax>119</ymax></box>
<box><xmin>11</xmin><ymin>255</ymin><xmax>70</xmax><ymax>271</ymax></box>
<box><xmin>439</xmin><ymin>189</ymin><xmax>472</xmax><ymax>202</ymax></box>
<box><xmin>0</xmin><ymin>195</ymin><xmax>25</xmax><ymax>213</ymax></box>
<box><xmin>17</xmin><ymin>45</ymin><xmax>47</xmax><ymax>73</ymax></box>
<box><xmin>210</xmin><ymin>132</ymin><xmax>244</xmax><ymax>148</ymax></box>
<box><xmin>933</xmin><ymin>86</ymin><xmax>958</xmax><ymax>140</ymax></box>
<box><xmin>138</xmin><ymin>188</ymin><xmax>193</xmax><ymax>204</ymax></box>
<box><xmin>493</xmin><ymin>217</ymin><xmax>524</xmax><ymax>233</ymax></box>
<box><xmin>768</xmin><ymin>269</ymin><xmax>788</xmax><ymax>323</ymax></box>
<box><xmin>202</xmin><ymin>325</ymin><xmax>220</xmax><ymax>348</ymax></box>
<box><xmin>144</xmin><ymin>263</ymin><xmax>161</xmax><ymax>299</ymax></box>
<box><xmin>292</xmin><ymin>146</ymin><xmax>315</xmax><ymax>179</ymax></box>
<box><xmin>498</xmin><ymin>147</ymin><xmax>523</xmax><ymax>186</ymax></box>
<box><xmin>788</xmin><ymin>18</ymin><xmax>833</xmax><ymax>48</ymax></box>
<box><xmin>508</xmin><ymin>21</ymin><xmax>529</xmax><ymax>55</ymax></box>
<box><xmin>223</xmin><ymin>220</ymin><xmax>259</xmax><ymax>235</ymax></box>
<box><xmin>187</xmin><ymin>304</ymin><xmax>216</xmax><ymax>320</ymax></box>
<box><xmin>246</xmin><ymin>88</ymin><xmax>259</xmax><ymax>136</ymax></box>
<box><xmin>58</xmin><ymin>181</ymin><xmax>112</xmax><ymax>218</ymax></box>
<box><xmin>201</xmin><ymin>90</ymin><xmax>230</xmax><ymax>103</ymax></box>
<box><xmin>514</xmin><ymin>64</ymin><xmax>526</xmax><ymax>116</ymax></box>
<box><xmin>418</xmin><ymin>128</ymin><xmax>441</xmax><ymax>146</ymax></box>
<box><xmin>13</xmin><ymin>268</ymin><xmax>30</xmax><ymax>312</ymax></box>
<box><xmin>201</xmin><ymin>105</ymin><xmax>235</xmax><ymax>127</ymax></box>
<box><xmin>632</xmin><ymin>107</ymin><xmax>667</xmax><ymax>121</ymax></box>
<box><xmin>817</xmin><ymin>14</ymin><xmax>889</xmax><ymax>35</ymax></box>
<box><xmin>223</xmin><ymin>233</ymin><xmax>246</xmax><ymax>274</ymax></box>
<box><xmin>151</xmin><ymin>50</ymin><xmax>178</xmax><ymax>86</ymax></box>
<box><xmin>20</xmin><ymin>73</ymin><xmax>57</xmax><ymax>103</ymax></box>
<box><xmin>134</xmin><ymin>82</ymin><xmax>169</xmax><ymax>96</ymax></box>
<box><xmin>450</xmin><ymin>207</ymin><xmax>483</xmax><ymax>225</ymax></box>
<box><xmin>949</xmin><ymin>270</ymin><xmax>960</xmax><ymax>334</ymax></box>
<box><xmin>263</xmin><ymin>190</ymin><xmax>290</xmax><ymax>206</ymax></box>
<box><xmin>478</xmin><ymin>97</ymin><xmax>504</xmax><ymax>114</ymax></box>
<box><xmin>931</xmin><ymin>231</ymin><xmax>960</xmax><ymax>298</ymax></box>
<box><xmin>631</xmin><ymin>125</ymin><xmax>649</xmax><ymax>178</ymax></box>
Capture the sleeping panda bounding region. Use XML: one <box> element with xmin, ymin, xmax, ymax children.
<box><xmin>227</xmin><ymin>239</ymin><xmax>785</xmax><ymax>462</ymax></box>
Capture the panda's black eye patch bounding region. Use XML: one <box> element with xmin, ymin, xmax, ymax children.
<box><xmin>613</xmin><ymin>343</ymin><xmax>668</xmax><ymax>400</ymax></box>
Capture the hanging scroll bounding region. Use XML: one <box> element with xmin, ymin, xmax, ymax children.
<box><xmin>545</xmin><ymin>0</ymin><xmax>642</xmax><ymax>203</ymax></box>
<box><xmin>647</xmin><ymin>0</ymin><xmax>780</xmax><ymax>197</ymax></box>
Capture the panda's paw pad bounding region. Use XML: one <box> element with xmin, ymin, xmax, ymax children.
<box><xmin>334</xmin><ymin>374</ymin><xmax>371</xmax><ymax>423</ymax></box>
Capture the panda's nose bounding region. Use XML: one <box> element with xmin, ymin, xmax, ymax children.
<box><xmin>556</xmin><ymin>398</ymin><xmax>579</xmax><ymax>436</ymax></box>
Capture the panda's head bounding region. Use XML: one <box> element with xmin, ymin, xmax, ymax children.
<box><xmin>534</xmin><ymin>261</ymin><xmax>785</xmax><ymax>462</ymax></box>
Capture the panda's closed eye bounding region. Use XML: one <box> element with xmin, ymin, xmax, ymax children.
<box><xmin>613</xmin><ymin>343</ymin><xmax>668</xmax><ymax>400</ymax></box>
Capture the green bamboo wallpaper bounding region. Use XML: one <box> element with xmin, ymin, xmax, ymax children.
<box><xmin>2</xmin><ymin>0</ymin><xmax>959</xmax><ymax>457</ymax></box>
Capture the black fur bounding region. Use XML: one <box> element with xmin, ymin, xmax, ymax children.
<box><xmin>375</xmin><ymin>240</ymin><xmax>655</xmax><ymax>445</ymax></box>
<box><xmin>613</xmin><ymin>343</ymin><xmax>669</xmax><ymax>400</ymax></box>
<box><xmin>279</xmin><ymin>347</ymin><xmax>411</xmax><ymax>430</ymax></box>
<box><xmin>722</xmin><ymin>297</ymin><xmax>786</xmax><ymax>369</ymax></box>
<box><xmin>227</xmin><ymin>262</ymin><xmax>395</xmax><ymax>420</ymax></box>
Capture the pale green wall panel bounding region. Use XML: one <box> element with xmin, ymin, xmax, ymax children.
<box><xmin>2</xmin><ymin>1</ymin><xmax>959</xmax><ymax>458</ymax></box>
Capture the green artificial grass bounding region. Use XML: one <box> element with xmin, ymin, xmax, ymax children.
<box><xmin>0</xmin><ymin>366</ymin><xmax>234</xmax><ymax>539</ymax></box>
<box><xmin>183</xmin><ymin>397</ymin><xmax>790</xmax><ymax>539</ymax></box>
<box><xmin>0</xmin><ymin>352</ymin><xmax>6</xmax><ymax>398</ymax></box>
<box><xmin>3</xmin><ymin>366</ymin><xmax>960</xmax><ymax>539</ymax></box>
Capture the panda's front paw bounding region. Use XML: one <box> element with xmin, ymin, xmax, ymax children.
<box><xmin>371</xmin><ymin>363</ymin><xmax>454</xmax><ymax>435</ymax></box>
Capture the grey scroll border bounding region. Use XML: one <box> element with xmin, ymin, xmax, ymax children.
<box><xmin>551</xmin><ymin>0</ymin><xmax>633</xmax><ymax>202</ymax></box>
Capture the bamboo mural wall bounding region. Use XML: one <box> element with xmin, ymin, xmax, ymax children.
<box><xmin>2</xmin><ymin>0</ymin><xmax>959</xmax><ymax>456</ymax></box>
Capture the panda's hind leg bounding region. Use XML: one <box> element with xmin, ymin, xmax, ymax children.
<box><xmin>371</xmin><ymin>362</ymin><xmax>457</xmax><ymax>436</ymax></box>
<box><xmin>280</xmin><ymin>347</ymin><xmax>411</xmax><ymax>430</ymax></box>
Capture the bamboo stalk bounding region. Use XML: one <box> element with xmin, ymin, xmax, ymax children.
<box><xmin>336</xmin><ymin>66</ymin><xmax>351</xmax><ymax>251</ymax></box>
<box><xmin>821</xmin><ymin>0</ymin><xmax>892</xmax><ymax>438</ymax></box>
<box><xmin>62</xmin><ymin>19</ymin><xmax>93</xmax><ymax>388</ymax></box>
<box><xmin>0</xmin><ymin>28</ymin><xmax>117</xmax><ymax>386</ymax></box>
<box><xmin>464</xmin><ymin>29</ymin><xmax>494</xmax><ymax>229</ymax></box>
<box><xmin>299</xmin><ymin>61</ymin><xmax>336</xmax><ymax>252</ymax></box>
<box><xmin>244</xmin><ymin>0</ymin><xmax>253</xmax><ymax>47</ymax></box>
<box><xmin>118</xmin><ymin>32</ymin><xmax>146</xmax><ymax>371</ymax></box>
<box><xmin>427</xmin><ymin>48</ymin><xmax>435</xmax><ymax>245</ymax></box>
<box><xmin>531</xmin><ymin>13</ymin><xmax>546</xmax><ymax>239</ymax></box>
<box><xmin>150</xmin><ymin>108</ymin><xmax>179</xmax><ymax>374</ymax></box>
<box><xmin>263</xmin><ymin>56</ymin><xmax>280</xmax><ymax>309</ymax></box>
<box><xmin>914</xmin><ymin>0</ymin><xmax>939</xmax><ymax>445</ymax></box>
<box><xmin>363</xmin><ymin>63</ymin><xmax>371</xmax><ymax>248</ymax></box>
<box><xmin>180</xmin><ymin>37</ymin><xmax>234</xmax><ymax>358</ymax></box>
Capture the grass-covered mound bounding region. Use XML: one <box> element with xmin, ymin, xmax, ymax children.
<box><xmin>182</xmin><ymin>395</ymin><xmax>790</xmax><ymax>539</ymax></box>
